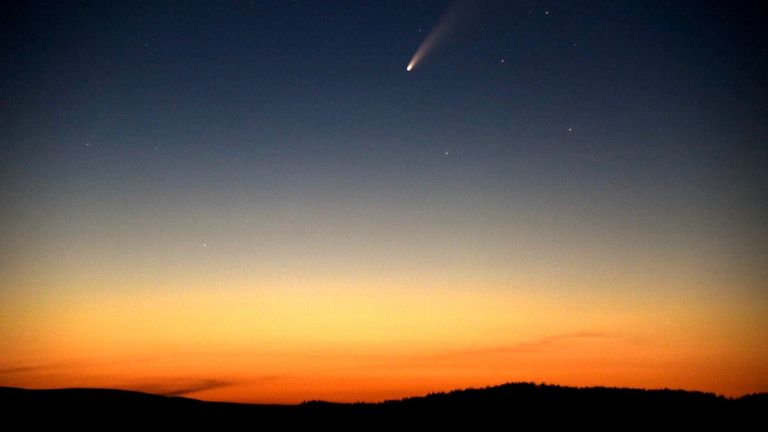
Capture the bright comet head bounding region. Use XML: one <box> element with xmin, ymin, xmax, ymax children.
<box><xmin>406</xmin><ymin>64</ymin><xmax>413</xmax><ymax>72</ymax></box>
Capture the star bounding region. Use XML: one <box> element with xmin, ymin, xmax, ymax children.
<box><xmin>545</xmin><ymin>10</ymin><xmax>550</xmax><ymax>15</ymax></box>
<box><xmin>500</xmin><ymin>58</ymin><xmax>505</xmax><ymax>63</ymax></box>
<box><xmin>568</xmin><ymin>127</ymin><xmax>573</xmax><ymax>132</ymax></box>
<box><xmin>444</xmin><ymin>151</ymin><xmax>449</xmax><ymax>156</ymax></box>
<box><xmin>85</xmin><ymin>141</ymin><xmax>90</xmax><ymax>146</ymax></box>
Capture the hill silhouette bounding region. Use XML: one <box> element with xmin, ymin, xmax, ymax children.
<box><xmin>1</xmin><ymin>383</ymin><xmax>764</xmax><ymax>427</ymax></box>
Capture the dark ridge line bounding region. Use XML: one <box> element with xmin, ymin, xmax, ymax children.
<box><xmin>2</xmin><ymin>381</ymin><xmax>765</xmax><ymax>406</ymax></box>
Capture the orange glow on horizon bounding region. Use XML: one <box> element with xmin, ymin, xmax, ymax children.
<box><xmin>2</xmin><ymin>275</ymin><xmax>766</xmax><ymax>403</ymax></box>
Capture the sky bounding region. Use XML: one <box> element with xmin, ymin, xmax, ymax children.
<box><xmin>1</xmin><ymin>0</ymin><xmax>767</xmax><ymax>403</ymax></box>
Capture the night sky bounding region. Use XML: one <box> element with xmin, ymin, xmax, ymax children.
<box><xmin>1</xmin><ymin>1</ymin><xmax>767</xmax><ymax>402</ymax></box>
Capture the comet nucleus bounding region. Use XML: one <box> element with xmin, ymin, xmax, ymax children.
<box><xmin>406</xmin><ymin>0</ymin><xmax>469</xmax><ymax>72</ymax></box>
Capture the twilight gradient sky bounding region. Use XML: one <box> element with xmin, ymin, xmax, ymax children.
<box><xmin>1</xmin><ymin>0</ymin><xmax>767</xmax><ymax>403</ymax></box>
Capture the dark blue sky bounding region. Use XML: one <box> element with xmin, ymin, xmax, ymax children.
<box><xmin>1</xmin><ymin>0</ymin><xmax>766</xmax><ymax>295</ymax></box>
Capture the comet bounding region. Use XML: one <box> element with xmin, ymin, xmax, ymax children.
<box><xmin>406</xmin><ymin>0</ymin><xmax>475</xmax><ymax>72</ymax></box>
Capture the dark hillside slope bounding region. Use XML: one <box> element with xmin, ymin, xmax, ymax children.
<box><xmin>1</xmin><ymin>383</ymin><xmax>763</xmax><ymax>427</ymax></box>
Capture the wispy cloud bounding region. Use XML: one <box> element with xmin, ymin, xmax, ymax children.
<box><xmin>126</xmin><ymin>375</ymin><xmax>280</xmax><ymax>397</ymax></box>
<box><xmin>132</xmin><ymin>378</ymin><xmax>233</xmax><ymax>397</ymax></box>
<box><xmin>120</xmin><ymin>377</ymin><xmax>233</xmax><ymax>396</ymax></box>
<box><xmin>0</xmin><ymin>359</ymin><xmax>99</xmax><ymax>375</ymax></box>
<box><xmin>0</xmin><ymin>365</ymin><xmax>51</xmax><ymax>375</ymax></box>
<box><xmin>443</xmin><ymin>331</ymin><xmax>613</xmax><ymax>358</ymax></box>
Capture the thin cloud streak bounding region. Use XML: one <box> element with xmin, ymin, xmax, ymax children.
<box><xmin>0</xmin><ymin>359</ymin><xmax>109</xmax><ymax>376</ymax></box>
<box><xmin>442</xmin><ymin>331</ymin><xmax>614</xmax><ymax>358</ymax></box>
<box><xmin>127</xmin><ymin>375</ymin><xmax>282</xmax><ymax>397</ymax></box>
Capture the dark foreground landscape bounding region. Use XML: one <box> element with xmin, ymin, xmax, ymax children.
<box><xmin>2</xmin><ymin>383</ymin><xmax>765</xmax><ymax>427</ymax></box>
